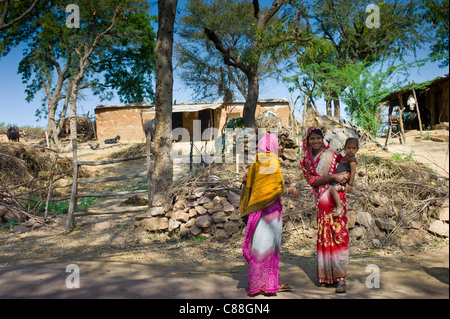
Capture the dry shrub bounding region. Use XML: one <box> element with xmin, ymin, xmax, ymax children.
<box><xmin>0</xmin><ymin>142</ymin><xmax>72</xmax><ymax>190</ymax></box>
<box><xmin>107</xmin><ymin>143</ymin><xmax>148</xmax><ymax>159</ymax></box>
<box><xmin>59</xmin><ymin>116</ymin><xmax>96</xmax><ymax>142</ymax></box>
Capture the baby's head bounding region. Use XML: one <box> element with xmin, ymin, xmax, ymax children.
<box><xmin>344</xmin><ymin>138</ymin><xmax>359</xmax><ymax>156</ymax></box>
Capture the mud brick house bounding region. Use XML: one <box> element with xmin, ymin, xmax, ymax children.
<box><xmin>94</xmin><ymin>99</ymin><xmax>291</xmax><ymax>143</ymax></box>
<box><xmin>380</xmin><ymin>74</ymin><xmax>449</xmax><ymax>131</ymax></box>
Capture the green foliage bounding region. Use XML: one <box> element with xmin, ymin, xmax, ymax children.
<box><xmin>285</xmin><ymin>0</ymin><xmax>430</xmax><ymax>126</ymax></box>
<box><xmin>176</xmin><ymin>0</ymin><xmax>297</xmax><ymax>102</ymax></box>
<box><xmin>391</xmin><ymin>150</ymin><xmax>415</xmax><ymax>163</ymax></box>
<box><xmin>22</xmin><ymin>196</ymin><xmax>98</xmax><ymax>215</ymax></box>
<box><xmin>224</xmin><ymin>117</ymin><xmax>245</xmax><ymax>130</ymax></box>
<box><xmin>3</xmin><ymin>0</ymin><xmax>156</xmax><ymax>124</ymax></box>
<box><xmin>1</xmin><ymin>217</ymin><xmax>19</xmax><ymax>231</ymax></box>
<box><xmin>422</xmin><ymin>0</ymin><xmax>449</xmax><ymax>68</ymax></box>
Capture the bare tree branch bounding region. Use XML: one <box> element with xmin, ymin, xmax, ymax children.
<box><xmin>0</xmin><ymin>0</ymin><xmax>40</xmax><ymax>31</ymax></box>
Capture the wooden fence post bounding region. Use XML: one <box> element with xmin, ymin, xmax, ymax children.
<box><xmin>146</xmin><ymin>130</ymin><xmax>152</xmax><ymax>209</ymax></box>
<box><xmin>66</xmin><ymin>138</ymin><xmax>78</xmax><ymax>232</ymax></box>
<box><xmin>412</xmin><ymin>87</ymin><xmax>423</xmax><ymax>134</ymax></box>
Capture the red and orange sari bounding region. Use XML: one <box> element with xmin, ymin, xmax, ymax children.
<box><xmin>301</xmin><ymin>127</ymin><xmax>349</xmax><ymax>284</ymax></box>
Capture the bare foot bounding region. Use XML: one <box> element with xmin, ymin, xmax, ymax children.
<box><xmin>334</xmin><ymin>204</ymin><xmax>343</xmax><ymax>217</ymax></box>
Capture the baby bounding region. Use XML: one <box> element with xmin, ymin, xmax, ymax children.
<box><xmin>331</xmin><ymin>137</ymin><xmax>358</xmax><ymax>217</ymax></box>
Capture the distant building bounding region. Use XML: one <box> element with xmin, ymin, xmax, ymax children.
<box><xmin>380</xmin><ymin>74</ymin><xmax>449</xmax><ymax>130</ymax></box>
<box><xmin>94</xmin><ymin>99</ymin><xmax>291</xmax><ymax>143</ymax></box>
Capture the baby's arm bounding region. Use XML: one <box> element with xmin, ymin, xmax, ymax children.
<box><xmin>346</xmin><ymin>162</ymin><xmax>357</xmax><ymax>192</ymax></box>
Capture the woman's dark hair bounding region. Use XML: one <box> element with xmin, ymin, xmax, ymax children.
<box><xmin>345</xmin><ymin>137</ymin><xmax>359</xmax><ymax>148</ymax></box>
<box><xmin>307</xmin><ymin>128</ymin><xmax>324</xmax><ymax>139</ymax></box>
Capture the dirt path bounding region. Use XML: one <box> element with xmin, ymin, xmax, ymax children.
<box><xmin>0</xmin><ymin>232</ymin><xmax>448</xmax><ymax>299</ymax></box>
<box><xmin>377</xmin><ymin>130</ymin><xmax>449</xmax><ymax>178</ymax></box>
<box><xmin>1</xmin><ymin>135</ymin><xmax>448</xmax><ymax>301</ymax></box>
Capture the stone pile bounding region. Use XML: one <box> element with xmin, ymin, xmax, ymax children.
<box><xmin>135</xmin><ymin>185</ymin><xmax>245</xmax><ymax>239</ymax></box>
<box><xmin>315</xmin><ymin>115</ymin><xmax>385</xmax><ymax>152</ymax></box>
<box><xmin>345</xmin><ymin>193</ymin><xmax>450</xmax><ymax>246</ymax></box>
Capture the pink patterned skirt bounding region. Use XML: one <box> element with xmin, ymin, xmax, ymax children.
<box><xmin>242</xmin><ymin>197</ymin><xmax>283</xmax><ymax>294</ymax></box>
<box><xmin>316</xmin><ymin>188</ymin><xmax>349</xmax><ymax>284</ymax></box>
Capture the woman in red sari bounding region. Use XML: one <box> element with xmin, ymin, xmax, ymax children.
<box><xmin>300</xmin><ymin>127</ymin><xmax>350</xmax><ymax>293</ymax></box>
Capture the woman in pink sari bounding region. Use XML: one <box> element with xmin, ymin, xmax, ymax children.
<box><xmin>300</xmin><ymin>127</ymin><xmax>350</xmax><ymax>293</ymax></box>
<box><xmin>241</xmin><ymin>133</ymin><xmax>299</xmax><ymax>296</ymax></box>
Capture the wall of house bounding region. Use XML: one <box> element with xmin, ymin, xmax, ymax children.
<box><xmin>95</xmin><ymin>100</ymin><xmax>292</xmax><ymax>144</ymax></box>
<box><xmin>424</xmin><ymin>78</ymin><xmax>449</xmax><ymax>126</ymax></box>
<box><xmin>95</xmin><ymin>105</ymin><xmax>153</xmax><ymax>143</ymax></box>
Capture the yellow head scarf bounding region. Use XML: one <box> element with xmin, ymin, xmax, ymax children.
<box><xmin>239</xmin><ymin>134</ymin><xmax>285</xmax><ymax>217</ymax></box>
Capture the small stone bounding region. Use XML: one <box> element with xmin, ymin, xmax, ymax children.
<box><xmin>212</xmin><ymin>211</ymin><xmax>228</xmax><ymax>224</ymax></box>
<box><xmin>203</xmin><ymin>202</ymin><xmax>214</xmax><ymax>210</ymax></box>
<box><xmin>407</xmin><ymin>220</ymin><xmax>422</xmax><ymax>229</ymax></box>
<box><xmin>186</xmin><ymin>218</ymin><xmax>195</xmax><ymax>228</ymax></box>
<box><xmin>150</xmin><ymin>206</ymin><xmax>165</xmax><ymax>217</ymax></box>
<box><xmin>31</xmin><ymin>223</ymin><xmax>43</xmax><ymax>230</ymax></box>
<box><xmin>349</xmin><ymin>226</ymin><xmax>365</xmax><ymax>239</ymax></box>
<box><xmin>22</xmin><ymin>219</ymin><xmax>37</xmax><ymax>227</ymax></box>
<box><xmin>169</xmin><ymin>219</ymin><xmax>181</xmax><ymax>232</ymax></box>
<box><xmin>194</xmin><ymin>205</ymin><xmax>207</xmax><ymax>215</ymax></box>
<box><xmin>375</xmin><ymin>218</ymin><xmax>396</xmax><ymax>231</ymax></box>
<box><xmin>215</xmin><ymin>228</ymin><xmax>229</xmax><ymax>240</ymax></box>
<box><xmin>347</xmin><ymin>210</ymin><xmax>357</xmax><ymax>229</ymax></box>
<box><xmin>141</xmin><ymin>217</ymin><xmax>169</xmax><ymax>232</ymax></box>
<box><xmin>13</xmin><ymin>225</ymin><xmax>30</xmax><ymax>233</ymax></box>
<box><xmin>173</xmin><ymin>199</ymin><xmax>187</xmax><ymax>211</ymax></box>
<box><xmin>223</xmin><ymin>204</ymin><xmax>235</xmax><ymax>213</ymax></box>
<box><xmin>226</xmin><ymin>191</ymin><xmax>240</xmax><ymax>206</ymax></box>
<box><xmin>437</xmin><ymin>207</ymin><xmax>449</xmax><ymax>222</ymax></box>
<box><xmin>372</xmin><ymin>238</ymin><xmax>382</xmax><ymax>248</ymax></box>
<box><xmin>188</xmin><ymin>208</ymin><xmax>197</xmax><ymax>218</ymax></box>
<box><xmin>193</xmin><ymin>187</ymin><xmax>206</xmax><ymax>198</ymax></box>
<box><xmin>357</xmin><ymin>211</ymin><xmax>375</xmax><ymax>228</ymax></box>
<box><xmin>180</xmin><ymin>223</ymin><xmax>189</xmax><ymax>237</ymax></box>
<box><xmin>135</xmin><ymin>212</ymin><xmax>151</xmax><ymax>221</ymax></box>
<box><xmin>196</xmin><ymin>215</ymin><xmax>212</xmax><ymax>228</ymax></box>
<box><xmin>197</xmin><ymin>196</ymin><xmax>211</xmax><ymax>204</ymax></box>
<box><xmin>174</xmin><ymin>211</ymin><xmax>190</xmax><ymax>223</ymax></box>
<box><xmin>428</xmin><ymin>219</ymin><xmax>449</xmax><ymax>237</ymax></box>
<box><xmin>224</xmin><ymin>220</ymin><xmax>239</xmax><ymax>234</ymax></box>
<box><xmin>190</xmin><ymin>225</ymin><xmax>202</xmax><ymax>236</ymax></box>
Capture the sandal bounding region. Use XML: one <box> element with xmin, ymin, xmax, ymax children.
<box><xmin>247</xmin><ymin>290</ymin><xmax>264</xmax><ymax>297</ymax></box>
<box><xmin>279</xmin><ymin>284</ymin><xmax>293</xmax><ymax>292</ymax></box>
<box><xmin>335</xmin><ymin>280</ymin><xmax>347</xmax><ymax>293</ymax></box>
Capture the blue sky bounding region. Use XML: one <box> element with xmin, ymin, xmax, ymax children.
<box><xmin>0</xmin><ymin>1</ymin><xmax>448</xmax><ymax>128</ymax></box>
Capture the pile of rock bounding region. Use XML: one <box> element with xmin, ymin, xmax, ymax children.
<box><xmin>428</xmin><ymin>198</ymin><xmax>449</xmax><ymax>238</ymax></box>
<box><xmin>279</xmin><ymin>131</ymin><xmax>300</xmax><ymax>168</ymax></box>
<box><xmin>135</xmin><ymin>185</ymin><xmax>245</xmax><ymax>239</ymax></box>
<box><xmin>0</xmin><ymin>202</ymin><xmax>44</xmax><ymax>233</ymax></box>
<box><xmin>346</xmin><ymin>193</ymin><xmax>450</xmax><ymax>247</ymax></box>
<box><xmin>315</xmin><ymin>116</ymin><xmax>385</xmax><ymax>152</ymax></box>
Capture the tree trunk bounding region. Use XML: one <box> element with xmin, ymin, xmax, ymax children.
<box><xmin>243</xmin><ymin>70</ymin><xmax>259</xmax><ymax>128</ymax></box>
<box><xmin>332</xmin><ymin>92</ymin><xmax>340</xmax><ymax>118</ymax></box>
<box><xmin>326</xmin><ymin>98</ymin><xmax>332</xmax><ymax>117</ymax></box>
<box><xmin>152</xmin><ymin>0</ymin><xmax>177</xmax><ymax>206</ymax></box>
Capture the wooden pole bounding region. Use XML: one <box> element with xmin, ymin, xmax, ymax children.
<box><xmin>397</xmin><ymin>93</ymin><xmax>406</xmax><ymax>144</ymax></box>
<box><xmin>146</xmin><ymin>129</ymin><xmax>152</xmax><ymax>209</ymax></box>
<box><xmin>66</xmin><ymin>138</ymin><xmax>79</xmax><ymax>232</ymax></box>
<box><xmin>385</xmin><ymin>104</ymin><xmax>393</xmax><ymax>146</ymax></box>
<box><xmin>412</xmin><ymin>87</ymin><xmax>423</xmax><ymax>134</ymax></box>
<box><xmin>302</xmin><ymin>94</ymin><xmax>308</xmax><ymax>137</ymax></box>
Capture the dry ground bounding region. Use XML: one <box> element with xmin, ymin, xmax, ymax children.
<box><xmin>0</xmin><ymin>131</ymin><xmax>449</xmax><ymax>300</ymax></box>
